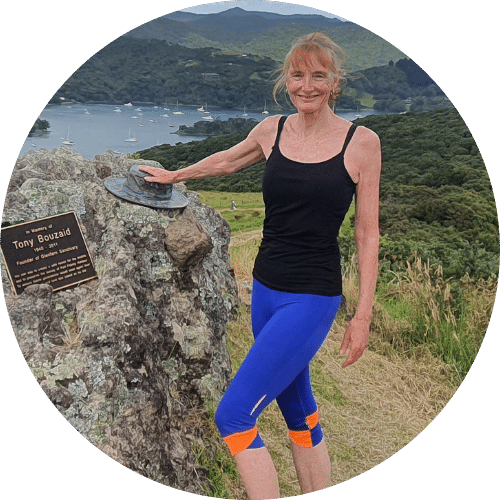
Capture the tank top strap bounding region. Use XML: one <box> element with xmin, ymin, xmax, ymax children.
<box><xmin>339</xmin><ymin>124</ymin><xmax>358</xmax><ymax>156</ymax></box>
<box><xmin>273</xmin><ymin>115</ymin><xmax>288</xmax><ymax>148</ymax></box>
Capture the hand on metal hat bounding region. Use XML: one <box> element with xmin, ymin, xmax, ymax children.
<box><xmin>139</xmin><ymin>165</ymin><xmax>177</xmax><ymax>184</ymax></box>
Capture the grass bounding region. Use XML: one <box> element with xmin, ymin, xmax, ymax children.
<box><xmin>197</xmin><ymin>191</ymin><xmax>264</xmax><ymax>211</ymax></box>
<box><xmin>198</xmin><ymin>190</ymin><xmax>265</xmax><ymax>235</ymax></box>
<box><xmin>193</xmin><ymin>403</ymin><xmax>244</xmax><ymax>498</ymax></box>
<box><xmin>343</xmin><ymin>89</ymin><xmax>376</xmax><ymax>109</ymax></box>
<box><xmin>223</xmin><ymin>300</ymin><xmax>457</xmax><ymax>498</ymax></box>
<box><xmin>372</xmin><ymin>258</ymin><xmax>496</xmax><ymax>382</ymax></box>
<box><xmin>193</xmin><ymin>191</ymin><xmax>495</xmax><ymax>497</ymax></box>
<box><xmin>222</xmin><ymin>209</ymin><xmax>265</xmax><ymax>235</ymax></box>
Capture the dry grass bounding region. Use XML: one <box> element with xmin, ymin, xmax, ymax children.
<box><xmin>206</xmin><ymin>236</ymin><xmax>493</xmax><ymax>498</ymax></box>
<box><xmin>51</xmin><ymin>307</ymin><xmax>83</xmax><ymax>354</ymax></box>
<box><xmin>227</xmin><ymin>307</ymin><xmax>455</xmax><ymax>497</ymax></box>
<box><xmin>354</xmin><ymin>255</ymin><xmax>495</xmax><ymax>381</ymax></box>
<box><xmin>229</xmin><ymin>233</ymin><xmax>262</xmax><ymax>307</ymax></box>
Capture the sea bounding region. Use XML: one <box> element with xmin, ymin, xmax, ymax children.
<box><xmin>19</xmin><ymin>103</ymin><xmax>380</xmax><ymax>160</ymax></box>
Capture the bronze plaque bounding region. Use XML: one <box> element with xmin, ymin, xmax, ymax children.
<box><xmin>1</xmin><ymin>211</ymin><xmax>98</xmax><ymax>295</ymax></box>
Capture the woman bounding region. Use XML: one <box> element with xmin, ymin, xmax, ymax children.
<box><xmin>140</xmin><ymin>33</ymin><xmax>381</xmax><ymax>499</ymax></box>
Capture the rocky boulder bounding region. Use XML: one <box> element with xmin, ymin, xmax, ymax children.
<box><xmin>1</xmin><ymin>147</ymin><xmax>239</xmax><ymax>494</ymax></box>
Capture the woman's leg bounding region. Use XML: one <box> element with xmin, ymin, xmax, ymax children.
<box><xmin>234</xmin><ymin>447</ymin><xmax>280</xmax><ymax>500</ymax></box>
<box><xmin>290</xmin><ymin>439</ymin><xmax>332</xmax><ymax>493</ymax></box>
<box><xmin>215</xmin><ymin>280</ymin><xmax>340</xmax><ymax>498</ymax></box>
<box><xmin>276</xmin><ymin>367</ymin><xmax>333</xmax><ymax>494</ymax></box>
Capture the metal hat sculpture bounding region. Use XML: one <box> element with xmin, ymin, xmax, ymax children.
<box><xmin>104</xmin><ymin>165</ymin><xmax>189</xmax><ymax>209</ymax></box>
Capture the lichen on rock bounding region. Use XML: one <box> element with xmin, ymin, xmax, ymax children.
<box><xmin>2</xmin><ymin>147</ymin><xmax>239</xmax><ymax>494</ymax></box>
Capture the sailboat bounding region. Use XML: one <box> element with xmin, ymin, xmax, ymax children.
<box><xmin>262</xmin><ymin>101</ymin><xmax>269</xmax><ymax>114</ymax></box>
<box><xmin>197</xmin><ymin>104</ymin><xmax>205</xmax><ymax>112</ymax></box>
<box><xmin>242</xmin><ymin>105</ymin><xmax>248</xmax><ymax>117</ymax></box>
<box><xmin>125</xmin><ymin>129</ymin><xmax>137</xmax><ymax>142</ymax></box>
<box><xmin>173</xmin><ymin>101</ymin><xmax>184</xmax><ymax>115</ymax></box>
<box><xmin>62</xmin><ymin>128</ymin><xmax>75</xmax><ymax>145</ymax></box>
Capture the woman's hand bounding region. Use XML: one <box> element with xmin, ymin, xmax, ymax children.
<box><xmin>339</xmin><ymin>317</ymin><xmax>370</xmax><ymax>368</ymax></box>
<box><xmin>139</xmin><ymin>165</ymin><xmax>177</xmax><ymax>184</ymax></box>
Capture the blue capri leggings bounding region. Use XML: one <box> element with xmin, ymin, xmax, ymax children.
<box><xmin>215</xmin><ymin>278</ymin><xmax>341</xmax><ymax>456</ymax></box>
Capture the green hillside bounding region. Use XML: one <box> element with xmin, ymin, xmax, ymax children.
<box><xmin>127</xmin><ymin>8</ymin><xmax>406</xmax><ymax>70</ymax></box>
<box><xmin>51</xmin><ymin>37</ymin><xmax>278</xmax><ymax>111</ymax></box>
<box><xmin>137</xmin><ymin>108</ymin><xmax>499</xmax><ymax>282</ymax></box>
<box><xmin>51</xmin><ymin>34</ymin><xmax>449</xmax><ymax>113</ymax></box>
<box><xmin>183</xmin><ymin>23</ymin><xmax>406</xmax><ymax>71</ymax></box>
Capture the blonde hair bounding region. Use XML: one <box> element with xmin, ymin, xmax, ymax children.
<box><xmin>273</xmin><ymin>33</ymin><xmax>348</xmax><ymax>109</ymax></box>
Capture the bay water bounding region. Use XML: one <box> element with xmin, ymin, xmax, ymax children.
<box><xmin>20</xmin><ymin>103</ymin><xmax>379</xmax><ymax>160</ymax></box>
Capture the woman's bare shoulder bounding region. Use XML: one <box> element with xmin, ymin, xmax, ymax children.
<box><xmin>353</xmin><ymin>125</ymin><xmax>381</xmax><ymax>151</ymax></box>
<box><xmin>247</xmin><ymin>115</ymin><xmax>282</xmax><ymax>157</ymax></box>
<box><xmin>250</xmin><ymin>115</ymin><xmax>282</xmax><ymax>138</ymax></box>
<box><xmin>345</xmin><ymin>125</ymin><xmax>381</xmax><ymax>183</ymax></box>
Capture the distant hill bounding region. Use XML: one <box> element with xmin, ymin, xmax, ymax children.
<box><xmin>50</xmin><ymin>36</ymin><xmax>449</xmax><ymax>113</ymax></box>
<box><xmin>125</xmin><ymin>7</ymin><xmax>406</xmax><ymax>70</ymax></box>
<box><xmin>50</xmin><ymin>38</ymin><xmax>280</xmax><ymax>111</ymax></box>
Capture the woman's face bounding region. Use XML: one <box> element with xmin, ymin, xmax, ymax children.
<box><xmin>286</xmin><ymin>52</ymin><xmax>338</xmax><ymax>114</ymax></box>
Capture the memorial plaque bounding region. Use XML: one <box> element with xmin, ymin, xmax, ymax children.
<box><xmin>1</xmin><ymin>211</ymin><xmax>98</xmax><ymax>295</ymax></box>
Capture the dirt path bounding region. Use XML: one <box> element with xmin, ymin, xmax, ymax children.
<box><xmin>229</xmin><ymin>229</ymin><xmax>263</xmax><ymax>248</ymax></box>
<box><xmin>226</xmin><ymin>232</ymin><xmax>458</xmax><ymax>497</ymax></box>
<box><xmin>219</xmin><ymin>207</ymin><xmax>265</xmax><ymax>213</ymax></box>
<box><xmin>228</xmin><ymin>308</ymin><xmax>457</xmax><ymax>497</ymax></box>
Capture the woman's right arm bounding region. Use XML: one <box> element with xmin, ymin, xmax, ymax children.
<box><xmin>140</xmin><ymin>118</ymin><xmax>272</xmax><ymax>184</ymax></box>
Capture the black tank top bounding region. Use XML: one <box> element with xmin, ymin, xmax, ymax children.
<box><xmin>252</xmin><ymin>115</ymin><xmax>357</xmax><ymax>296</ymax></box>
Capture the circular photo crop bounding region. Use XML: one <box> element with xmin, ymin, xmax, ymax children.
<box><xmin>2</xmin><ymin>1</ymin><xmax>498</xmax><ymax>499</ymax></box>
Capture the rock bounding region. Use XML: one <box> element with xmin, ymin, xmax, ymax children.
<box><xmin>165</xmin><ymin>214</ymin><xmax>214</xmax><ymax>270</ymax></box>
<box><xmin>1</xmin><ymin>148</ymin><xmax>240</xmax><ymax>494</ymax></box>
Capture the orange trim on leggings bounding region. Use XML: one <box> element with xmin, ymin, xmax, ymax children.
<box><xmin>223</xmin><ymin>427</ymin><xmax>259</xmax><ymax>456</ymax></box>
<box><xmin>306</xmin><ymin>410</ymin><xmax>319</xmax><ymax>429</ymax></box>
<box><xmin>289</xmin><ymin>429</ymin><xmax>314</xmax><ymax>448</ymax></box>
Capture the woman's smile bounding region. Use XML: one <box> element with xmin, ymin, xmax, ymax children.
<box><xmin>286</xmin><ymin>56</ymin><xmax>336</xmax><ymax>113</ymax></box>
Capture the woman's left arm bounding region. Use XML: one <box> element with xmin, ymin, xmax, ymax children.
<box><xmin>340</xmin><ymin>127</ymin><xmax>382</xmax><ymax>368</ymax></box>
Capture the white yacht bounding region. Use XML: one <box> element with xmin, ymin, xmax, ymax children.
<box><xmin>173</xmin><ymin>101</ymin><xmax>184</xmax><ymax>115</ymax></box>
<box><xmin>125</xmin><ymin>129</ymin><xmax>137</xmax><ymax>142</ymax></box>
<box><xmin>62</xmin><ymin>128</ymin><xmax>75</xmax><ymax>145</ymax></box>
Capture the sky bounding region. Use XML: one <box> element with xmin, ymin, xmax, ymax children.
<box><xmin>181</xmin><ymin>0</ymin><xmax>343</xmax><ymax>19</ymax></box>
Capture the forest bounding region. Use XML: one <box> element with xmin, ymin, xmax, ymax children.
<box><xmin>347</xmin><ymin>58</ymin><xmax>454</xmax><ymax>113</ymax></box>
<box><xmin>176</xmin><ymin>118</ymin><xmax>259</xmax><ymax>136</ymax></box>
<box><xmin>50</xmin><ymin>37</ymin><xmax>278</xmax><ymax>111</ymax></box>
<box><xmin>29</xmin><ymin>118</ymin><xmax>50</xmax><ymax>136</ymax></box>
<box><xmin>51</xmin><ymin>37</ymin><xmax>453</xmax><ymax>113</ymax></box>
<box><xmin>137</xmin><ymin>108</ymin><xmax>499</xmax><ymax>283</ymax></box>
